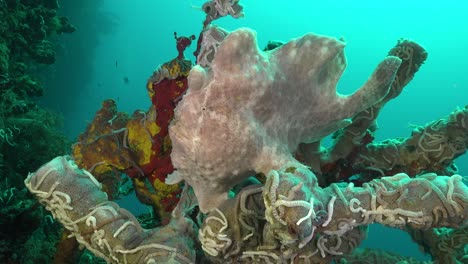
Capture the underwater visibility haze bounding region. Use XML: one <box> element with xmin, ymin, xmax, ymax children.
<box><xmin>1</xmin><ymin>0</ymin><xmax>468</xmax><ymax>263</ymax></box>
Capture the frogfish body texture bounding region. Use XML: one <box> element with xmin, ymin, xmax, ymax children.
<box><xmin>167</xmin><ymin>28</ymin><xmax>401</xmax><ymax>212</ymax></box>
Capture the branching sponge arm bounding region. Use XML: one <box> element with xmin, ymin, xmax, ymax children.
<box><xmin>25</xmin><ymin>156</ymin><xmax>196</xmax><ymax>264</ymax></box>
<box><xmin>262</xmin><ymin>164</ymin><xmax>468</xmax><ymax>256</ymax></box>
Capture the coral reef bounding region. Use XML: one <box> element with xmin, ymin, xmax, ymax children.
<box><xmin>24</xmin><ymin>1</ymin><xmax>468</xmax><ymax>263</ymax></box>
<box><xmin>0</xmin><ymin>0</ymin><xmax>75</xmax><ymax>262</ymax></box>
<box><xmin>0</xmin><ymin>180</ymin><xmax>64</xmax><ymax>263</ymax></box>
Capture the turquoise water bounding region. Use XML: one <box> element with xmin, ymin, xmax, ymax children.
<box><xmin>42</xmin><ymin>0</ymin><xmax>468</xmax><ymax>261</ymax></box>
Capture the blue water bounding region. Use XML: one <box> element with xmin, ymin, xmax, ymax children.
<box><xmin>42</xmin><ymin>0</ymin><xmax>468</xmax><ymax>261</ymax></box>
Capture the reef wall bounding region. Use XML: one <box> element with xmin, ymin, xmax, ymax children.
<box><xmin>0</xmin><ymin>0</ymin><xmax>75</xmax><ymax>262</ymax></box>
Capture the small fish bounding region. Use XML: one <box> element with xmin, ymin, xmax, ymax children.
<box><xmin>123</xmin><ymin>77</ymin><xmax>129</xmax><ymax>84</ymax></box>
<box><xmin>115</xmin><ymin>61</ymin><xmax>118</xmax><ymax>68</ymax></box>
